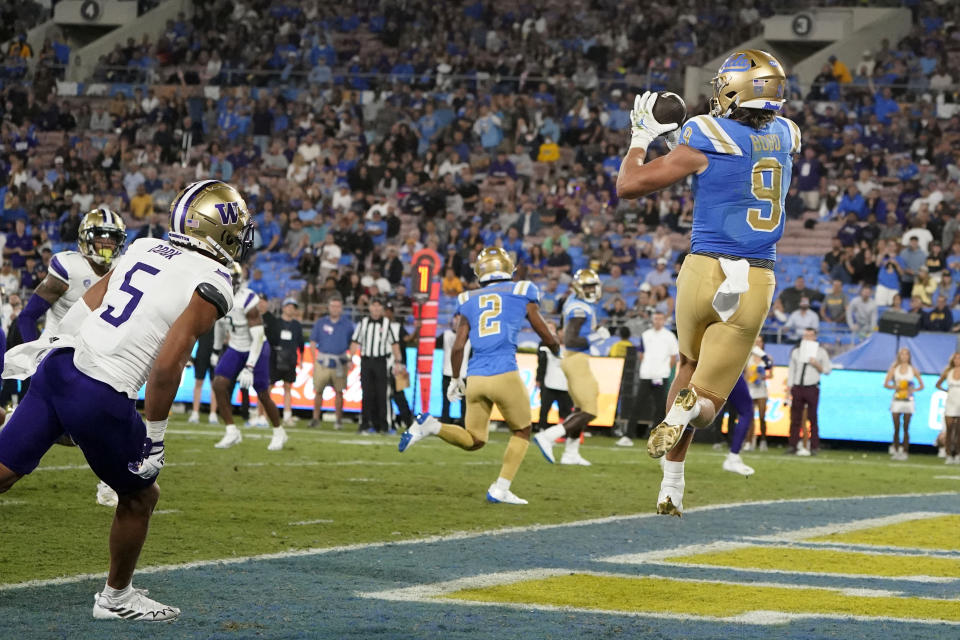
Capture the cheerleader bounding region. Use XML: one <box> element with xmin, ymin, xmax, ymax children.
<box><xmin>745</xmin><ymin>337</ymin><xmax>774</xmax><ymax>452</ymax></box>
<box><xmin>883</xmin><ymin>348</ymin><xmax>924</xmax><ymax>461</ymax></box>
<box><xmin>935</xmin><ymin>352</ymin><xmax>960</xmax><ymax>465</ymax></box>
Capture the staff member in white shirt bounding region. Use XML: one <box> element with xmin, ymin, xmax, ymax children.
<box><xmin>437</xmin><ymin>314</ymin><xmax>470</xmax><ymax>423</ymax></box>
<box><xmin>628</xmin><ymin>311</ymin><xmax>679</xmax><ymax>445</ymax></box>
<box><xmin>787</xmin><ymin>327</ymin><xmax>832</xmax><ymax>456</ymax></box>
<box><xmin>536</xmin><ymin>321</ymin><xmax>572</xmax><ymax>432</ymax></box>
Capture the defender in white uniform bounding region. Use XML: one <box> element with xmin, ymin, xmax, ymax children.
<box><xmin>18</xmin><ymin>208</ymin><xmax>127</xmax><ymax>340</ymax></box>
<box><xmin>212</xmin><ymin>266</ymin><xmax>286</xmax><ymax>450</ymax></box>
<box><xmin>17</xmin><ymin>208</ymin><xmax>127</xmax><ymax>508</ymax></box>
<box><xmin>0</xmin><ymin>180</ymin><xmax>253</xmax><ymax>622</ymax></box>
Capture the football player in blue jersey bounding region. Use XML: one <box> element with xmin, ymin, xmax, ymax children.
<box><xmin>398</xmin><ymin>247</ymin><xmax>559</xmax><ymax>505</ymax></box>
<box><xmin>616</xmin><ymin>49</ymin><xmax>798</xmax><ymax>516</ymax></box>
<box><xmin>534</xmin><ymin>268</ymin><xmax>607</xmax><ymax>466</ymax></box>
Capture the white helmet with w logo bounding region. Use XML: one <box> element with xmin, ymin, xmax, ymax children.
<box><xmin>167</xmin><ymin>180</ymin><xmax>254</xmax><ymax>266</ymax></box>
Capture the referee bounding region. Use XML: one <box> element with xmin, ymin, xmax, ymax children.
<box><xmin>351</xmin><ymin>297</ymin><xmax>402</xmax><ymax>434</ymax></box>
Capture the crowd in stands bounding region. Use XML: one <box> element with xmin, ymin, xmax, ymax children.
<box><xmin>3</xmin><ymin>0</ymin><xmax>960</xmax><ymax>350</ymax></box>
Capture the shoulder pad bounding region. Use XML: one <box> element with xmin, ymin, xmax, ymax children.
<box><xmin>681</xmin><ymin>115</ymin><xmax>744</xmax><ymax>156</ymax></box>
<box><xmin>48</xmin><ymin>253</ymin><xmax>71</xmax><ymax>282</ymax></box>
<box><xmin>196</xmin><ymin>282</ymin><xmax>230</xmax><ymax>318</ymax></box>
<box><xmin>457</xmin><ymin>291</ymin><xmax>470</xmax><ymax>306</ymax></box>
<box><xmin>776</xmin><ymin>116</ymin><xmax>802</xmax><ymax>153</ymax></box>
<box><xmin>512</xmin><ymin>280</ymin><xmax>540</xmax><ymax>303</ymax></box>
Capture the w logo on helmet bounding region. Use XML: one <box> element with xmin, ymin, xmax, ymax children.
<box><xmin>213</xmin><ymin>202</ymin><xmax>241</xmax><ymax>224</ymax></box>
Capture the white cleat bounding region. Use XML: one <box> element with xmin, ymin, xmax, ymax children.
<box><xmin>398</xmin><ymin>413</ymin><xmax>438</xmax><ymax>452</ymax></box>
<box><xmin>267</xmin><ymin>426</ymin><xmax>288</xmax><ymax>451</ymax></box>
<box><xmin>533</xmin><ymin>432</ymin><xmax>557</xmax><ymax>464</ymax></box>
<box><xmin>92</xmin><ymin>588</ymin><xmax>180</xmax><ymax>622</ymax></box>
<box><xmin>888</xmin><ymin>444</ymin><xmax>896</xmax><ymax>455</ymax></box>
<box><xmin>96</xmin><ymin>481</ymin><xmax>118</xmax><ymax>508</ymax></box>
<box><xmin>214</xmin><ymin>425</ymin><xmax>242</xmax><ymax>449</ymax></box>
<box><xmin>560</xmin><ymin>452</ymin><xmax>592</xmax><ymax>466</ymax></box>
<box><xmin>486</xmin><ymin>484</ymin><xmax>528</xmax><ymax>505</ymax></box>
<box><xmin>796</xmin><ymin>445</ymin><xmax>811</xmax><ymax>457</ymax></box>
<box><xmin>656</xmin><ymin>482</ymin><xmax>684</xmax><ymax>518</ymax></box>
<box><xmin>615</xmin><ymin>436</ymin><xmax>634</xmax><ymax>447</ymax></box>
<box><xmin>187</xmin><ymin>411</ymin><xmax>200</xmax><ymax>424</ymax></box>
<box><xmin>722</xmin><ymin>452</ymin><xmax>755</xmax><ymax>477</ymax></box>
<box><xmin>757</xmin><ymin>440</ymin><xmax>768</xmax><ymax>452</ymax></box>
<box><xmin>282</xmin><ymin>415</ymin><xmax>296</xmax><ymax>427</ymax></box>
<box><xmin>742</xmin><ymin>441</ymin><xmax>753</xmax><ymax>452</ymax></box>
<box><xmin>938</xmin><ymin>446</ymin><xmax>947</xmax><ymax>458</ymax></box>
<box><xmin>208</xmin><ymin>413</ymin><xmax>219</xmax><ymax>424</ymax></box>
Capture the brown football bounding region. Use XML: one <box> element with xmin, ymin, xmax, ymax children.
<box><xmin>652</xmin><ymin>91</ymin><xmax>687</xmax><ymax>128</ymax></box>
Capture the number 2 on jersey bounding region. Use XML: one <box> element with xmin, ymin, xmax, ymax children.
<box><xmin>477</xmin><ymin>294</ymin><xmax>502</xmax><ymax>337</ymax></box>
<box><xmin>746</xmin><ymin>157</ymin><xmax>783</xmax><ymax>232</ymax></box>
<box><xmin>100</xmin><ymin>262</ymin><xmax>160</xmax><ymax>327</ymax></box>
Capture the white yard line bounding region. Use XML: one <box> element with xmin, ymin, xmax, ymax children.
<box><xmin>2</xmin><ymin>492</ymin><xmax>957</xmax><ymax>592</ymax></box>
<box><xmin>288</xmin><ymin>519</ymin><xmax>335</xmax><ymax>526</ymax></box>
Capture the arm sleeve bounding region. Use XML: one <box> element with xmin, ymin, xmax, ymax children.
<box><xmin>352</xmin><ymin>321</ymin><xmax>362</xmax><ymax>343</ymax></box>
<box><xmin>244</xmin><ymin>324</ymin><xmax>266</xmax><ymax>369</ymax></box>
<box><xmin>536</xmin><ymin>347</ymin><xmax>547</xmax><ymax>384</ymax></box>
<box><xmin>18</xmin><ymin>294</ymin><xmax>51</xmax><ymax>342</ymax></box>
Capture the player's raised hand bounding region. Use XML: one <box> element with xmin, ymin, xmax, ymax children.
<box><xmin>128</xmin><ymin>438</ymin><xmax>165</xmax><ymax>480</ymax></box>
<box><xmin>629</xmin><ymin>91</ymin><xmax>679</xmax><ymax>150</ymax></box>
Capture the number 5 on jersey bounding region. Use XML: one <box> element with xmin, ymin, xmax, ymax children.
<box><xmin>478</xmin><ymin>294</ymin><xmax>502</xmax><ymax>337</ymax></box>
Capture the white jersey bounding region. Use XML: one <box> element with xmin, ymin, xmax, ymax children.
<box><xmin>44</xmin><ymin>251</ymin><xmax>100</xmax><ymax>336</ymax></box>
<box><xmin>72</xmin><ymin>238</ymin><xmax>234</xmax><ymax>397</ymax></box>
<box><xmin>226</xmin><ymin>285</ymin><xmax>260</xmax><ymax>352</ymax></box>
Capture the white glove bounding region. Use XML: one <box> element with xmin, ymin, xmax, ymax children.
<box><xmin>630</xmin><ymin>91</ymin><xmax>679</xmax><ymax>151</ymax></box>
<box><xmin>665</xmin><ymin>127</ymin><xmax>681</xmax><ymax>151</ymax></box>
<box><xmin>589</xmin><ymin>326</ymin><xmax>611</xmax><ymax>343</ymax></box>
<box><xmin>447</xmin><ymin>377</ymin><xmax>465</xmax><ymax>402</ymax></box>
<box><xmin>128</xmin><ymin>439</ymin><xmax>164</xmax><ymax>480</ymax></box>
<box><xmin>210</xmin><ymin>351</ymin><xmax>219</xmax><ymax>367</ymax></box>
<box><xmin>237</xmin><ymin>366</ymin><xmax>254</xmax><ymax>389</ymax></box>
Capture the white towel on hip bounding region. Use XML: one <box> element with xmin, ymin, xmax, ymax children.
<box><xmin>2</xmin><ymin>335</ymin><xmax>77</xmax><ymax>380</ymax></box>
<box><xmin>711</xmin><ymin>257</ymin><xmax>751</xmax><ymax>322</ymax></box>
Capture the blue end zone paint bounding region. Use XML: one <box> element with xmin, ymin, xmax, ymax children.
<box><xmin>4</xmin><ymin>494</ymin><xmax>959</xmax><ymax>639</ymax></box>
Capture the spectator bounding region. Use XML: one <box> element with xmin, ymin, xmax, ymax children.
<box><xmin>883</xmin><ymin>348</ymin><xmax>923</xmax><ymax>461</ymax></box>
<box><xmin>644</xmin><ymin>257</ymin><xmax>673</xmax><ymax>288</ymax></box>
<box><xmin>545</xmin><ymin>242</ymin><xmax>572</xmax><ymax>280</ymax></box>
<box><xmin>258</xmin><ymin>209</ymin><xmax>282</xmax><ymax>252</ymax></box>
<box><xmin>129</xmin><ymin>184</ymin><xmax>154</xmax><ymax>223</ymax></box>
<box><xmin>923</xmin><ymin>296</ymin><xmax>953</xmax><ymax>332</ymax></box>
<box><xmin>820</xmin><ymin>280</ymin><xmax>847</xmax><ymax>323</ymax></box>
<box><xmin>876</xmin><ymin>240</ymin><xmax>903</xmax><ymax>305</ymax></box>
<box><xmin>4</xmin><ymin>218</ymin><xmax>33</xmax><ymax>269</ymax></box>
<box><xmin>784</xmin><ymin>297</ymin><xmax>820</xmax><ymax>342</ymax></box>
<box><xmin>310</xmin><ymin>295</ymin><xmax>354</xmax><ymax>430</ymax></box>
<box><xmin>912</xmin><ymin>267</ymin><xmax>937</xmax><ymax>306</ymax></box>
<box><xmin>779</xmin><ymin>276</ymin><xmax>823</xmax><ymax>314</ymax></box>
<box><xmin>898</xmin><ymin>236</ymin><xmax>927</xmax><ymax>299</ymax></box>
<box><xmin>847</xmin><ymin>286</ymin><xmax>878</xmax><ymax>339</ymax></box>
<box><xmin>621</xmin><ymin>311</ymin><xmax>678</xmax><ymax>446</ymax></box>
<box><xmin>441</xmin><ymin>266</ymin><xmax>463</xmax><ymax>297</ymax></box>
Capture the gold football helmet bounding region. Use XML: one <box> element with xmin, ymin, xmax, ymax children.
<box><xmin>710</xmin><ymin>49</ymin><xmax>786</xmax><ymax>118</ymax></box>
<box><xmin>168</xmin><ymin>180</ymin><xmax>254</xmax><ymax>266</ymax></box>
<box><xmin>571</xmin><ymin>268</ymin><xmax>601</xmax><ymax>303</ymax></box>
<box><xmin>474</xmin><ymin>247</ymin><xmax>515</xmax><ymax>284</ymax></box>
<box><xmin>78</xmin><ymin>207</ymin><xmax>127</xmax><ymax>266</ymax></box>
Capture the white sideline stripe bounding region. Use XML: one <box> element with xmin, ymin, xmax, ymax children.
<box><xmin>288</xmin><ymin>519</ymin><xmax>335</xmax><ymax>526</ymax></box>
<box><xmin>0</xmin><ymin>499</ymin><xmax>27</xmax><ymax>506</ymax></box>
<box><xmin>2</xmin><ymin>492</ymin><xmax>957</xmax><ymax>592</ymax></box>
<box><xmin>935</xmin><ymin>476</ymin><xmax>960</xmax><ymax>480</ymax></box>
<box><xmin>357</xmin><ymin>568</ymin><xmax>960</xmax><ymax>627</ymax></box>
<box><xmin>153</xmin><ymin>509</ymin><xmax>180</xmax><ymax>515</ymax></box>
<box><xmin>34</xmin><ymin>460</ymin><xmax>411</xmax><ymax>473</ymax></box>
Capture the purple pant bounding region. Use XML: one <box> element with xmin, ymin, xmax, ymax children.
<box><xmin>214</xmin><ymin>344</ymin><xmax>272</xmax><ymax>393</ymax></box>
<box><xmin>0</xmin><ymin>348</ymin><xmax>154</xmax><ymax>495</ymax></box>
<box><xmin>727</xmin><ymin>375</ymin><xmax>754</xmax><ymax>455</ymax></box>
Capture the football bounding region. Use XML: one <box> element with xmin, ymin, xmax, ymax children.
<box><xmin>653</xmin><ymin>91</ymin><xmax>687</xmax><ymax>128</ymax></box>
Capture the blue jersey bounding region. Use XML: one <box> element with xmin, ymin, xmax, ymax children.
<box><xmin>680</xmin><ymin>114</ymin><xmax>800</xmax><ymax>262</ymax></box>
<box><xmin>562</xmin><ymin>295</ymin><xmax>597</xmax><ymax>354</ymax></box>
<box><xmin>456</xmin><ymin>280</ymin><xmax>540</xmax><ymax>377</ymax></box>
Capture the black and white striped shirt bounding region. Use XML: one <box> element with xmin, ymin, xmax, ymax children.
<box><xmin>352</xmin><ymin>316</ymin><xmax>397</xmax><ymax>358</ymax></box>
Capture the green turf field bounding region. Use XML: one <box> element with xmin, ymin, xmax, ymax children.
<box><xmin>0</xmin><ymin>415</ymin><xmax>957</xmax><ymax>586</ymax></box>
